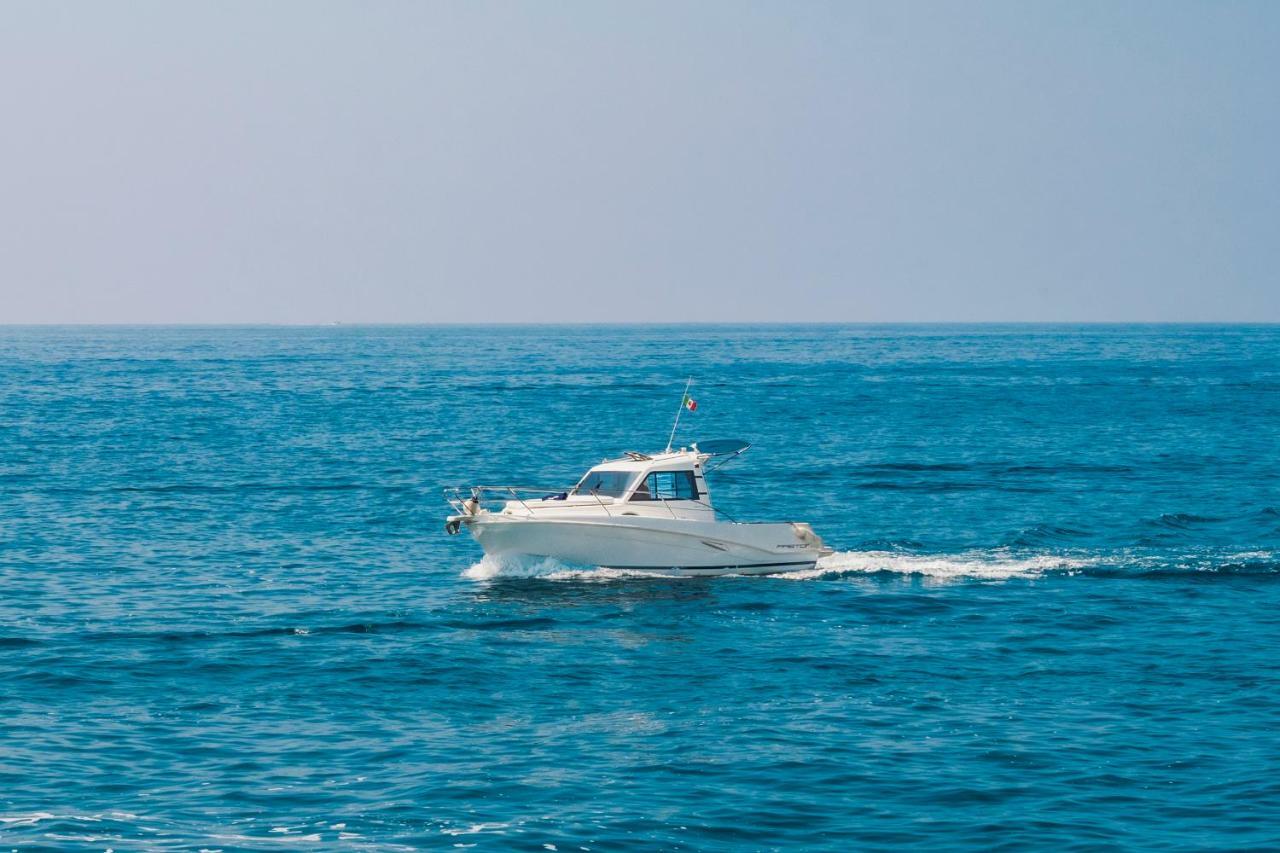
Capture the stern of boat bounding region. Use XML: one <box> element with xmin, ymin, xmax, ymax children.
<box><xmin>790</xmin><ymin>522</ymin><xmax>834</xmax><ymax>558</ymax></box>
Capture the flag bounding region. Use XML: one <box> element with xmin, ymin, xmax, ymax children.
<box><xmin>683</xmin><ymin>394</ymin><xmax>697</xmax><ymax>411</ymax></box>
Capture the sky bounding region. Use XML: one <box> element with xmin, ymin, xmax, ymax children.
<box><xmin>1</xmin><ymin>1</ymin><xmax>1277</xmax><ymax>324</ymax></box>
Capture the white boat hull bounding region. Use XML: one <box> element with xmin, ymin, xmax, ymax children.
<box><xmin>462</xmin><ymin>515</ymin><xmax>826</xmax><ymax>576</ymax></box>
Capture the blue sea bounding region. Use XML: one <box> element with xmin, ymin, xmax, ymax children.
<box><xmin>2</xmin><ymin>324</ymin><xmax>1279</xmax><ymax>851</ymax></box>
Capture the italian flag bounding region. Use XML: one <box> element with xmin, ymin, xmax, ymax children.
<box><xmin>683</xmin><ymin>394</ymin><xmax>697</xmax><ymax>411</ymax></box>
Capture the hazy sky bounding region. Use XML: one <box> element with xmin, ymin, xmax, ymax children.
<box><xmin>2</xmin><ymin>1</ymin><xmax>1277</xmax><ymax>323</ymax></box>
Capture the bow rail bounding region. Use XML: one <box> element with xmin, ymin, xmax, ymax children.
<box><xmin>444</xmin><ymin>484</ymin><xmax>578</xmax><ymax>516</ymax></box>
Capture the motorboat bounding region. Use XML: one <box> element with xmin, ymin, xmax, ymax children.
<box><xmin>444</xmin><ymin>439</ymin><xmax>832</xmax><ymax>576</ymax></box>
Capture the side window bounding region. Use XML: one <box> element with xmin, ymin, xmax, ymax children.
<box><xmin>631</xmin><ymin>470</ymin><xmax>699</xmax><ymax>501</ymax></box>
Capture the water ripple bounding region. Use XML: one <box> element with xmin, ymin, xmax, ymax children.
<box><xmin>3</xmin><ymin>325</ymin><xmax>1280</xmax><ymax>850</ymax></box>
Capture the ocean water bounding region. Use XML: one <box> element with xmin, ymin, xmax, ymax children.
<box><xmin>2</xmin><ymin>324</ymin><xmax>1279</xmax><ymax>851</ymax></box>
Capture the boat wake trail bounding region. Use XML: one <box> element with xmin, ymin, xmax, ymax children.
<box><xmin>462</xmin><ymin>549</ymin><xmax>1280</xmax><ymax>582</ymax></box>
<box><xmin>461</xmin><ymin>550</ymin><xmax>1095</xmax><ymax>582</ymax></box>
<box><xmin>785</xmin><ymin>550</ymin><xmax>1096</xmax><ymax>581</ymax></box>
<box><xmin>462</xmin><ymin>554</ymin><xmax>667</xmax><ymax>582</ymax></box>
<box><xmin>463</xmin><ymin>554</ymin><xmax>572</xmax><ymax>580</ymax></box>
<box><xmin>784</xmin><ymin>549</ymin><xmax>1280</xmax><ymax>580</ymax></box>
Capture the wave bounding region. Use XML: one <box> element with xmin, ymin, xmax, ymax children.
<box><xmin>461</xmin><ymin>550</ymin><xmax>1095</xmax><ymax>582</ymax></box>
<box><xmin>806</xmin><ymin>549</ymin><xmax>1280</xmax><ymax>580</ymax></box>
<box><xmin>1146</xmin><ymin>512</ymin><xmax>1225</xmax><ymax>529</ymax></box>
<box><xmin>71</xmin><ymin>620</ymin><xmax>428</xmax><ymax>646</ymax></box>
<box><xmin>788</xmin><ymin>550</ymin><xmax>1095</xmax><ymax>581</ymax></box>
<box><xmin>1074</xmin><ymin>551</ymin><xmax>1280</xmax><ymax>579</ymax></box>
<box><xmin>1001</xmin><ymin>523</ymin><xmax>1095</xmax><ymax>548</ymax></box>
<box><xmin>462</xmin><ymin>553</ymin><xmax>660</xmax><ymax>582</ymax></box>
<box><xmin>462</xmin><ymin>549</ymin><xmax>1280</xmax><ymax>583</ymax></box>
<box><xmin>853</xmin><ymin>461</ymin><xmax>1134</xmax><ymax>475</ymax></box>
<box><xmin>31</xmin><ymin>481</ymin><xmax>412</xmax><ymax>496</ymax></box>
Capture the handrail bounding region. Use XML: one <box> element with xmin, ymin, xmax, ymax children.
<box><xmin>647</xmin><ymin>497</ymin><xmax>740</xmax><ymax>523</ymax></box>
<box><xmin>445</xmin><ymin>485</ymin><xmax>739</xmax><ymax>522</ymax></box>
<box><xmin>457</xmin><ymin>484</ymin><xmax>577</xmax><ymax>494</ymax></box>
<box><xmin>506</xmin><ymin>486</ymin><xmax>535</xmax><ymax>514</ymax></box>
<box><xmin>444</xmin><ymin>483</ymin><xmax>595</xmax><ymax>514</ymax></box>
<box><xmin>588</xmin><ymin>489</ymin><xmax>613</xmax><ymax>518</ymax></box>
<box><xmin>688</xmin><ymin>498</ymin><xmax>740</xmax><ymax>523</ymax></box>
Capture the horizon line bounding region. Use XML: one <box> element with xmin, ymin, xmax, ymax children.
<box><xmin>1</xmin><ymin>320</ymin><xmax>1279</xmax><ymax>329</ymax></box>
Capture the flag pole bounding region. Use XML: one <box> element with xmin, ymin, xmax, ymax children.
<box><xmin>666</xmin><ymin>377</ymin><xmax>693</xmax><ymax>452</ymax></box>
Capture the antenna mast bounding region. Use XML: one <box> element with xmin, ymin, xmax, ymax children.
<box><xmin>665</xmin><ymin>377</ymin><xmax>693</xmax><ymax>452</ymax></box>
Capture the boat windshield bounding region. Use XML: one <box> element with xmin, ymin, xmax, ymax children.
<box><xmin>572</xmin><ymin>469</ymin><xmax>634</xmax><ymax>498</ymax></box>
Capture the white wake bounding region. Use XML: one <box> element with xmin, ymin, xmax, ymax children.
<box><xmin>462</xmin><ymin>553</ymin><xmax>668</xmax><ymax>582</ymax></box>
<box><xmin>785</xmin><ymin>549</ymin><xmax>1096</xmax><ymax>581</ymax></box>
<box><xmin>462</xmin><ymin>549</ymin><xmax>1094</xmax><ymax>582</ymax></box>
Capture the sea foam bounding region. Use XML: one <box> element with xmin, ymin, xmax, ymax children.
<box><xmin>462</xmin><ymin>549</ymin><xmax>1095</xmax><ymax>582</ymax></box>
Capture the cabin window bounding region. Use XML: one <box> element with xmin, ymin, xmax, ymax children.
<box><xmin>630</xmin><ymin>470</ymin><xmax>699</xmax><ymax>501</ymax></box>
<box><xmin>573</xmin><ymin>470</ymin><xmax>634</xmax><ymax>498</ymax></box>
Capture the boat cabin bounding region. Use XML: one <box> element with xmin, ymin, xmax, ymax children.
<box><xmin>446</xmin><ymin>440</ymin><xmax>752</xmax><ymax>524</ymax></box>
<box><xmin>500</xmin><ymin>449</ymin><xmax>719</xmax><ymax>520</ymax></box>
<box><xmin>572</xmin><ymin>450</ymin><xmax>712</xmax><ymax>513</ymax></box>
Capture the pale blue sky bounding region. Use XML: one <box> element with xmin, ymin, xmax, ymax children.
<box><xmin>2</xmin><ymin>1</ymin><xmax>1277</xmax><ymax>323</ymax></box>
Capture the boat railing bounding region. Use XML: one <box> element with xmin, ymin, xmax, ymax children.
<box><xmin>692</xmin><ymin>499</ymin><xmax>740</xmax><ymax>523</ymax></box>
<box><xmin>445</xmin><ymin>487</ymin><xmax>740</xmax><ymax>523</ymax></box>
<box><xmin>444</xmin><ymin>484</ymin><xmax>577</xmax><ymax>516</ymax></box>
